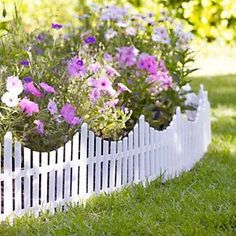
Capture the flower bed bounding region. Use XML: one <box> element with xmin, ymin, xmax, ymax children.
<box><xmin>0</xmin><ymin>3</ymin><xmax>196</xmax><ymax>152</ymax></box>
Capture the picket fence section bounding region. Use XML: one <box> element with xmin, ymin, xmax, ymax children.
<box><xmin>0</xmin><ymin>85</ymin><xmax>211</xmax><ymax>221</ymax></box>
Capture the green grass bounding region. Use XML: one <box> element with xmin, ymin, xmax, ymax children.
<box><xmin>0</xmin><ymin>75</ymin><xmax>236</xmax><ymax>235</ymax></box>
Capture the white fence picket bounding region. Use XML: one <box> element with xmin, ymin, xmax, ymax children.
<box><xmin>128</xmin><ymin>132</ymin><xmax>134</xmax><ymax>184</ymax></box>
<box><xmin>41</xmin><ymin>152</ymin><xmax>48</xmax><ymax>208</ymax></box>
<box><xmin>56</xmin><ymin>147</ymin><xmax>64</xmax><ymax>207</ymax></box>
<box><xmin>122</xmin><ymin>137</ymin><xmax>128</xmax><ymax>186</ymax></box>
<box><xmin>3</xmin><ymin>132</ymin><xmax>13</xmax><ymax>217</ymax></box>
<box><xmin>109</xmin><ymin>142</ymin><xmax>116</xmax><ymax>191</ymax></box>
<box><xmin>79</xmin><ymin>123</ymin><xmax>88</xmax><ymax>200</ymax></box>
<box><xmin>49</xmin><ymin>151</ymin><xmax>56</xmax><ymax>212</ymax></box>
<box><xmin>71</xmin><ymin>132</ymin><xmax>79</xmax><ymax>201</ymax></box>
<box><xmin>23</xmin><ymin>147</ymin><xmax>31</xmax><ymax>213</ymax></box>
<box><xmin>32</xmin><ymin>150</ymin><xmax>39</xmax><ymax>215</ymax></box>
<box><xmin>87</xmin><ymin>131</ymin><xmax>94</xmax><ymax>196</ymax></box>
<box><xmin>95</xmin><ymin>137</ymin><xmax>101</xmax><ymax>194</ymax></box>
<box><xmin>102</xmin><ymin>140</ymin><xmax>109</xmax><ymax>192</ymax></box>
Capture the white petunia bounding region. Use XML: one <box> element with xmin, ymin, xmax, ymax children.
<box><xmin>6</xmin><ymin>76</ymin><xmax>24</xmax><ymax>95</ymax></box>
<box><xmin>1</xmin><ymin>92</ymin><xmax>20</xmax><ymax>107</ymax></box>
<box><xmin>125</xmin><ymin>27</ymin><xmax>137</xmax><ymax>36</ymax></box>
<box><xmin>105</xmin><ymin>29</ymin><xmax>118</xmax><ymax>40</ymax></box>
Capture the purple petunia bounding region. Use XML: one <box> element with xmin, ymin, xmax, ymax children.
<box><xmin>89</xmin><ymin>88</ymin><xmax>101</xmax><ymax>103</ymax></box>
<box><xmin>60</xmin><ymin>103</ymin><xmax>81</xmax><ymax>126</ymax></box>
<box><xmin>19</xmin><ymin>98</ymin><xmax>39</xmax><ymax>116</ymax></box>
<box><xmin>116</xmin><ymin>46</ymin><xmax>137</xmax><ymax>67</ymax></box>
<box><xmin>83</xmin><ymin>35</ymin><xmax>96</xmax><ymax>44</ymax></box>
<box><xmin>23</xmin><ymin>77</ymin><xmax>33</xmax><ymax>83</ymax></box>
<box><xmin>67</xmin><ymin>56</ymin><xmax>87</xmax><ymax>77</ymax></box>
<box><xmin>51</xmin><ymin>23</ymin><xmax>63</xmax><ymax>30</ymax></box>
<box><xmin>39</xmin><ymin>82</ymin><xmax>56</xmax><ymax>94</ymax></box>
<box><xmin>47</xmin><ymin>99</ymin><xmax>58</xmax><ymax>115</ymax></box>
<box><xmin>20</xmin><ymin>60</ymin><xmax>30</xmax><ymax>67</ymax></box>
<box><xmin>34</xmin><ymin>120</ymin><xmax>45</xmax><ymax>135</ymax></box>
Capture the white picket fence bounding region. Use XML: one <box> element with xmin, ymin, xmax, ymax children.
<box><xmin>0</xmin><ymin>85</ymin><xmax>211</xmax><ymax>222</ymax></box>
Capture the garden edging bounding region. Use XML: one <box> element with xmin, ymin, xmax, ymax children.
<box><xmin>0</xmin><ymin>84</ymin><xmax>211</xmax><ymax>222</ymax></box>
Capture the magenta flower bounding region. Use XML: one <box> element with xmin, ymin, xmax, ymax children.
<box><xmin>83</xmin><ymin>35</ymin><xmax>96</xmax><ymax>44</ymax></box>
<box><xmin>60</xmin><ymin>103</ymin><xmax>81</xmax><ymax>126</ymax></box>
<box><xmin>88</xmin><ymin>62</ymin><xmax>101</xmax><ymax>73</ymax></box>
<box><xmin>39</xmin><ymin>82</ymin><xmax>56</xmax><ymax>94</ymax></box>
<box><xmin>104</xmin><ymin>98</ymin><xmax>119</xmax><ymax>108</ymax></box>
<box><xmin>116</xmin><ymin>47</ymin><xmax>137</xmax><ymax>67</ymax></box>
<box><xmin>96</xmin><ymin>77</ymin><xmax>116</xmax><ymax>96</ymax></box>
<box><xmin>34</xmin><ymin>120</ymin><xmax>45</xmax><ymax>135</ymax></box>
<box><xmin>47</xmin><ymin>99</ymin><xmax>58</xmax><ymax>115</ymax></box>
<box><xmin>117</xmin><ymin>83</ymin><xmax>131</xmax><ymax>94</ymax></box>
<box><xmin>24</xmin><ymin>81</ymin><xmax>42</xmax><ymax>97</ymax></box>
<box><xmin>89</xmin><ymin>88</ymin><xmax>101</xmax><ymax>103</ymax></box>
<box><xmin>51</xmin><ymin>23</ymin><xmax>63</xmax><ymax>30</ymax></box>
<box><xmin>103</xmin><ymin>52</ymin><xmax>113</xmax><ymax>62</ymax></box>
<box><xmin>88</xmin><ymin>77</ymin><xmax>97</xmax><ymax>87</ymax></box>
<box><xmin>105</xmin><ymin>65</ymin><xmax>120</xmax><ymax>77</ymax></box>
<box><xmin>67</xmin><ymin>56</ymin><xmax>87</xmax><ymax>77</ymax></box>
<box><xmin>19</xmin><ymin>98</ymin><xmax>39</xmax><ymax>116</ymax></box>
<box><xmin>137</xmin><ymin>53</ymin><xmax>158</xmax><ymax>74</ymax></box>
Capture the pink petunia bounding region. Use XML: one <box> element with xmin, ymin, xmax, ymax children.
<box><xmin>96</xmin><ymin>77</ymin><xmax>116</xmax><ymax>96</ymax></box>
<box><xmin>137</xmin><ymin>53</ymin><xmax>158</xmax><ymax>74</ymax></box>
<box><xmin>19</xmin><ymin>98</ymin><xmax>39</xmax><ymax>116</ymax></box>
<box><xmin>24</xmin><ymin>82</ymin><xmax>42</xmax><ymax>97</ymax></box>
<box><xmin>39</xmin><ymin>82</ymin><xmax>56</xmax><ymax>94</ymax></box>
<box><xmin>89</xmin><ymin>88</ymin><xmax>101</xmax><ymax>103</ymax></box>
<box><xmin>116</xmin><ymin>46</ymin><xmax>137</xmax><ymax>67</ymax></box>
<box><xmin>60</xmin><ymin>103</ymin><xmax>81</xmax><ymax>126</ymax></box>
<box><xmin>117</xmin><ymin>83</ymin><xmax>131</xmax><ymax>94</ymax></box>
<box><xmin>67</xmin><ymin>56</ymin><xmax>87</xmax><ymax>77</ymax></box>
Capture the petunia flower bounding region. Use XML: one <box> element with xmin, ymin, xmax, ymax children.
<box><xmin>67</xmin><ymin>56</ymin><xmax>87</xmax><ymax>77</ymax></box>
<box><xmin>117</xmin><ymin>83</ymin><xmax>131</xmax><ymax>94</ymax></box>
<box><xmin>105</xmin><ymin>65</ymin><xmax>120</xmax><ymax>77</ymax></box>
<box><xmin>83</xmin><ymin>35</ymin><xmax>96</xmax><ymax>44</ymax></box>
<box><xmin>23</xmin><ymin>81</ymin><xmax>42</xmax><ymax>97</ymax></box>
<box><xmin>60</xmin><ymin>103</ymin><xmax>81</xmax><ymax>126</ymax></box>
<box><xmin>20</xmin><ymin>60</ymin><xmax>30</xmax><ymax>67</ymax></box>
<box><xmin>89</xmin><ymin>88</ymin><xmax>101</xmax><ymax>103</ymax></box>
<box><xmin>51</xmin><ymin>23</ymin><xmax>63</xmax><ymax>30</ymax></box>
<box><xmin>96</xmin><ymin>77</ymin><xmax>116</xmax><ymax>96</ymax></box>
<box><xmin>19</xmin><ymin>98</ymin><xmax>39</xmax><ymax>116</ymax></box>
<box><xmin>6</xmin><ymin>76</ymin><xmax>24</xmax><ymax>95</ymax></box>
<box><xmin>47</xmin><ymin>99</ymin><xmax>58</xmax><ymax>115</ymax></box>
<box><xmin>34</xmin><ymin>120</ymin><xmax>45</xmax><ymax>135</ymax></box>
<box><xmin>1</xmin><ymin>92</ymin><xmax>19</xmax><ymax>107</ymax></box>
<box><xmin>137</xmin><ymin>53</ymin><xmax>158</xmax><ymax>74</ymax></box>
<box><xmin>39</xmin><ymin>82</ymin><xmax>56</xmax><ymax>94</ymax></box>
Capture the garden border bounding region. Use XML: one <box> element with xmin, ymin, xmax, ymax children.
<box><xmin>0</xmin><ymin>84</ymin><xmax>211</xmax><ymax>222</ymax></box>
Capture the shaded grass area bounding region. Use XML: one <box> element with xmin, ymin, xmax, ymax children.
<box><xmin>0</xmin><ymin>75</ymin><xmax>236</xmax><ymax>235</ymax></box>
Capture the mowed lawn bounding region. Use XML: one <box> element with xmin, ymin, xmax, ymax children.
<box><xmin>0</xmin><ymin>75</ymin><xmax>236</xmax><ymax>235</ymax></box>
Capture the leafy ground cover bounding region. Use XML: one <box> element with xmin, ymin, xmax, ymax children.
<box><xmin>0</xmin><ymin>74</ymin><xmax>236</xmax><ymax>235</ymax></box>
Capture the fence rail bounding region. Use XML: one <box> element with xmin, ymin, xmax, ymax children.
<box><xmin>0</xmin><ymin>85</ymin><xmax>211</xmax><ymax>221</ymax></box>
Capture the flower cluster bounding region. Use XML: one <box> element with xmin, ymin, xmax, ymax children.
<box><xmin>0</xmin><ymin>3</ymin><xmax>195</xmax><ymax>151</ymax></box>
